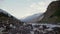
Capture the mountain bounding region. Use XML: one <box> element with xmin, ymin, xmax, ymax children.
<box><xmin>0</xmin><ymin>9</ymin><xmax>23</xmax><ymax>25</ymax></box>
<box><xmin>38</xmin><ymin>0</ymin><xmax>60</xmax><ymax>23</ymax></box>
<box><xmin>21</xmin><ymin>13</ymin><xmax>44</xmax><ymax>23</ymax></box>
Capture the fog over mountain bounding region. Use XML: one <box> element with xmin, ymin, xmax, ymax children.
<box><xmin>20</xmin><ymin>13</ymin><xmax>44</xmax><ymax>23</ymax></box>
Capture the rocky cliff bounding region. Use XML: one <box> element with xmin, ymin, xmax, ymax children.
<box><xmin>38</xmin><ymin>0</ymin><xmax>60</xmax><ymax>23</ymax></box>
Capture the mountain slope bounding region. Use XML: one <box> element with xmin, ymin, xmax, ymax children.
<box><xmin>38</xmin><ymin>0</ymin><xmax>60</xmax><ymax>23</ymax></box>
<box><xmin>0</xmin><ymin>9</ymin><xmax>23</xmax><ymax>25</ymax></box>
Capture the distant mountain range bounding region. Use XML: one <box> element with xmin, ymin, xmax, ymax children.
<box><xmin>20</xmin><ymin>13</ymin><xmax>44</xmax><ymax>23</ymax></box>
<box><xmin>0</xmin><ymin>0</ymin><xmax>60</xmax><ymax>24</ymax></box>
<box><xmin>21</xmin><ymin>0</ymin><xmax>60</xmax><ymax>23</ymax></box>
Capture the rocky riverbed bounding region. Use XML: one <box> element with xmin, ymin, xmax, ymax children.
<box><xmin>0</xmin><ymin>23</ymin><xmax>60</xmax><ymax>34</ymax></box>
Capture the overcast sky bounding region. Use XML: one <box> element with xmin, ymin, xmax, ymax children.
<box><xmin>0</xmin><ymin>0</ymin><xmax>56</xmax><ymax>19</ymax></box>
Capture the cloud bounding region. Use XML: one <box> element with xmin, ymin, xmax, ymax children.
<box><xmin>25</xmin><ymin>0</ymin><xmax>55</xmax><ymax>13</ymax></box>
<box><xmin>0</xmin><ymin>0</ymin><xmax>4</xmax><ymax>3</ymax></box>
<box><xmin>0</xmin><ymin>0</ymin><xmax>4</xmax><ymax>1</ymax></box>
<box><xmin>22</xmin><ymin>0</ymin><xmax>56</xmax><ymax>17</ymax></box>
<box><xmin>25</xmin><ymin>2</ymin><xmax>48</xmax><ymax>14</ymax></box>
<box><xmin>27</xmin><ymin>0</ymin><xmax>30</xmax><ymax>1</ymax></box>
